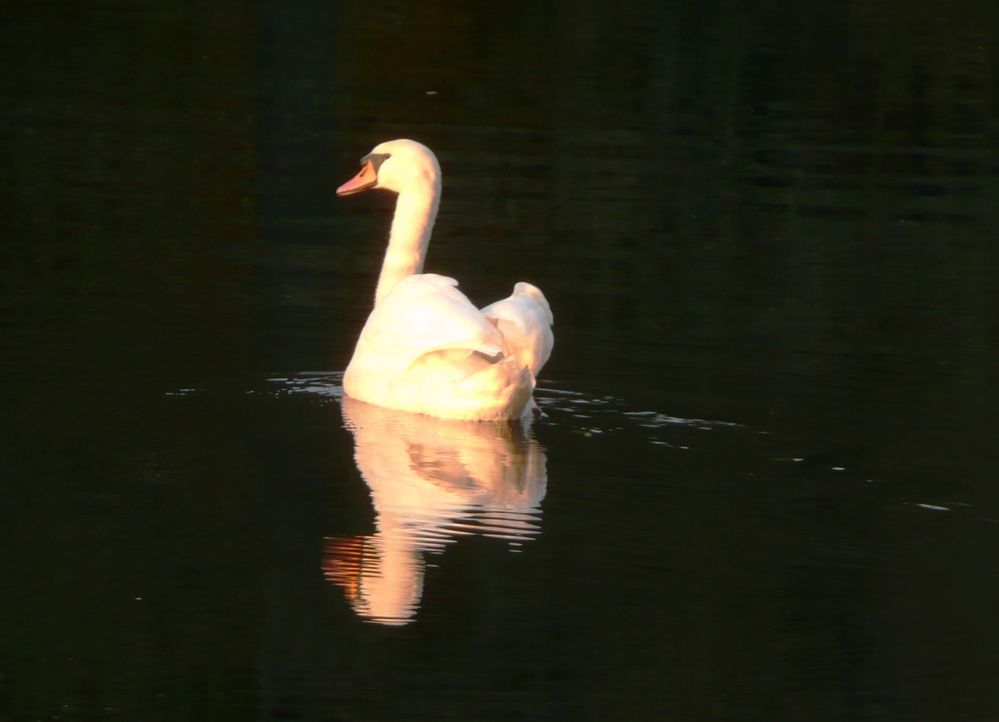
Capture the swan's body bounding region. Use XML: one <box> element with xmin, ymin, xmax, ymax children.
<box><xmin>337</xmin><ymin>139</ymin><xmax>553</xmax><ymax>420</ymax></box>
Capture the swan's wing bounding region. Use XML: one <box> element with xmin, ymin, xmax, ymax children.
<box><xmin>480</xmin><ymin>282</ymin><xmax>554</xmax><ymax>377</ymax></box>
<box><xmin>354</xmin><ymin>274</ymin><xmax>506</xmax><ymax>375</ymax></box>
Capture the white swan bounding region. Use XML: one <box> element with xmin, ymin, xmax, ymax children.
<box><xmin>337</xmin><ymin>139</ymin><xmax>554</xmax><ymax>420</ymax></box>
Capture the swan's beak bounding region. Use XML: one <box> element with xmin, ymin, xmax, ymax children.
<box><xmin>337</xmin><ymin>159</ymin><xmax>378</xmax><ymax>196</ymax></box>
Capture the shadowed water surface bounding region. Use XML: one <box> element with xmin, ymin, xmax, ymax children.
<box><xmin>3</xmin><ymin>1</ymin><xmax>999</xmax><ymax>721</ymax></box>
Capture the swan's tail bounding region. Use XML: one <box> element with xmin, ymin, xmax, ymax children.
<box><xmin>480</xmin><ymin>282</ymin><xmax>555</xmax><ymax>378</ymax></box>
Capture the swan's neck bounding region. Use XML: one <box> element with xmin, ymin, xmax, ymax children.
<box><xmin>374</xmin><ymin>180</ymin><xmax>440</xmax><ymax>306</ymax></box>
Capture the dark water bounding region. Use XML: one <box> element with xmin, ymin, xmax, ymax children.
<box><xmin>3</xmin><ymin>1</ymin><xmax>999</xmax><ymax>720</ymax></box>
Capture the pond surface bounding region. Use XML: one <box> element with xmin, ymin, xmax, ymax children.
<box><xmin>3</xmin><ymin>1</ymin><xmax>999</xmax><ymax>720</ymax></box>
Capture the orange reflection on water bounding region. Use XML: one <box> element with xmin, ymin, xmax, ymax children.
<box><xmin>324</xmin><ymin>396</ymin><xmax>548</xmax><ymax>625</ymax></box>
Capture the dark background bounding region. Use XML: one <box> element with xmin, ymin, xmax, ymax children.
<box><xmin>2</xmin><ymin>2</ymin><xmax>998</xmax><ymax>720</ymax></box>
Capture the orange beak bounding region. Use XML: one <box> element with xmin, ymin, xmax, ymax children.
<box><xmin>337</xmin><ymin>159</ymin><xmax>378</xmax><ymax>196</ymax></box>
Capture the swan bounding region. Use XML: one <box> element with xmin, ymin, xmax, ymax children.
<box><xmin>337</xmin><ymin>139</ymin><xmax>554</xmax><ymax>420</ymax></box>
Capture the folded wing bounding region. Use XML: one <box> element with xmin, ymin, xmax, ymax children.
<box><xmin>481</xmin><ymin>282</ymin><xmax>555</xmax><ymax>378</ymax></box>
<box><xmin>353</xmin><ymin>274</ymin><xmax>507</xmax><ymax>380</ymax></box>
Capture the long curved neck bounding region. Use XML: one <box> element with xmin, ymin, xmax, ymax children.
<box><xmin>374</xmin><ymin>178</ymin><xmax>441</xmax><ymax>306</ymax></box>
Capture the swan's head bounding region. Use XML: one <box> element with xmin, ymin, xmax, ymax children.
<box><xmin>337</xmin><ymin>139</ymin><xmax>441</xmax><ymax>197</ymax></box>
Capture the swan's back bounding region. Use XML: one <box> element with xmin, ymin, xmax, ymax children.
<box><xmin>344</xmin><ymin>275</ymin><xmax>536</xmax><ymax>420</ymax></box>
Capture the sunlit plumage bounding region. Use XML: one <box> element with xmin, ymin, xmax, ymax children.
<box><xmin>337</xmin><ymin>139</ymin><xmax>554</xmax><ymax>420</ymax></box>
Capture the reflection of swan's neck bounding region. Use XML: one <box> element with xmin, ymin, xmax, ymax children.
<box><xmin>374</xmin><ymin>179</ymin><xmax>441</xmax><ymax>306</ymax></box>
<box><xmin>359</xmin><ymin>514</ymin><xmax>425</xmax><ymax>624</ymax></box>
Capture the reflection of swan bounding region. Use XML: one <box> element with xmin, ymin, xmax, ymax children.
<box><xmin>324</xmin><ymin>396</ymin><xmax>548</xmax><ymax>625</ymax></box>
<box><xmin>337</xmin><ymin>139</ymin><xmax>554</xmax><ymax>421</ymax></box>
